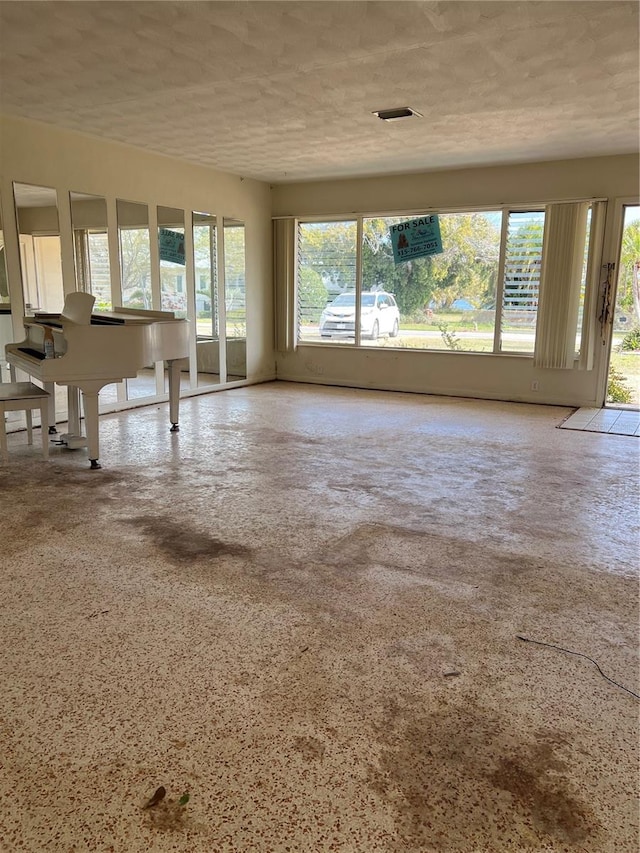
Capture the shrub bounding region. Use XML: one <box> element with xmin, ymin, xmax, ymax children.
<box><xmin>607</xmin><ymin>366</ymin><xmax>632</xmax><ymax>404</ymax></box>
<box><xmin>438</xmin><ymin>321</ymin><xmax>461</xmax><ymax>351</ymax></box>
<box><xmin>620</xmin><ymin>327</ymin><xmax>640</xmax><ymax>352</ymax></box>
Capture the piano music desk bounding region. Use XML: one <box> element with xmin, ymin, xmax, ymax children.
<box><xmin>0</xmin><ymin>382</ymin><xmax>50</xmax><ymax>461</ymax></box>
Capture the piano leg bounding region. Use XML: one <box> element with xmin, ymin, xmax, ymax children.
<box><xmin>83</xmin><ymin>391</ymin><xmax>100</xmax><ymax>469</ymax></box>
<box><xmin>79</xmin><ymin>384</ymin><xmax>102</xmax><ymax>469</ymax></box>
<box><xmin>168</xmin><ymin>358</ymin><xmax>180</xmax><ymax>432</ymax></box>
<box><xmin>45</xmin><ymin>382</ymin><xmax>57</xmax><ymax>433</ymax></box>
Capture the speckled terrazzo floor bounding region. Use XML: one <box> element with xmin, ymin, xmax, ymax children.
<box><xmin>1</xmin><ymin>382</ymin><xmax>638</xmax><ymax>853</ymax></box>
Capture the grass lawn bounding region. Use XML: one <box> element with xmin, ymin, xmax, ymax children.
<box><xmin>609</xmin><ymin>351</ymin><xmax>640</xmax><ymax>406</ymax></box>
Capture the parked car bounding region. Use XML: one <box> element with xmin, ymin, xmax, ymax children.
<box><xmin>319</xmin><ymin>291</ymin><xmax>400</xmax><ymax>340</ymax></box>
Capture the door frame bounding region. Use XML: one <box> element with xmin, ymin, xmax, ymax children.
<box><xmin>598</xmin><ymin>196</ymin><xmax>639</xmax><ymax>409</ymax></box>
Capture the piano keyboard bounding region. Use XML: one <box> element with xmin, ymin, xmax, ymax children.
<box><xmin>18</xmin><ymin>347</ymin><xmax>46</xmax><ymax>361</ymax></box>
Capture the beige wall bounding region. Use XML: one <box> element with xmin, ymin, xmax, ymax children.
<box><xmin>273</xmin><ymin>154</ymin><xmax>639</xmax><ymax>407</ymax></box>
<box><xmin>272</xmin><ymin>155</ymin><xmax>637</xmax><ymax>217</ymax></box>
<box><xmin>0</xmin><ymin>114</ymin><xmax>275</xmax><ymax>384</ymax></box>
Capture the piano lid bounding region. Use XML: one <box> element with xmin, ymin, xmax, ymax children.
<box><xmin>92</xmin><ymin>307</ymin><xmax>180</xmax><ymax>324</ymax></box>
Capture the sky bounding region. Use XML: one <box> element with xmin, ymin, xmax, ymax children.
<box><xmin>624</xmin><ymin>205</ymin><xmax>640</xmax><ymax>226</ymax></box>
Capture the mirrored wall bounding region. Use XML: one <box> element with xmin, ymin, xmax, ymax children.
<box><xmin>3</xmin><ymin>183</ymin><xmax>252</xmax><ymax>415</ymax></box>
<box><xmin>13</xmin><ymin>182</ymin><xmax>64</xmax><ymax>314</ymax></box>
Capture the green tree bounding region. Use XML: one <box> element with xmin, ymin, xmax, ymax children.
<box><xmin>119</xmin><ymin>228</ymin><xmax>152</xmax><ymax>308</ymax></box>
<box><xmin>427</xmin><ymin>214</ymin><xmax>500</xmax><ymax>309</ymax></box>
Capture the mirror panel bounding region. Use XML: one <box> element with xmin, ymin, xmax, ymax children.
<box><xmin>117</xmin><ymin>199</ymin><xmax>151</xmax><ymax>310</ymax></box>
<box><xmin>157</xmin><ymin>206</ymin><xmax>190</xmax><ymax>393</ymax></box>
<box><xmin>224</xmin><ymin>218</ymin><xmax>246</xmax><ymax>380</ymax></box>
<box><xmin>0</xmin><ymin>201</ymin><xmax>9</xmax><ymax>305</ymax></box>
<box><xmin>158</xmin><ymin>206</ymin><xmax>186</xmax><ymax>317</ymax></box>
<box><xmin>0</xmin><ymin>201</ymin><xmax>11</xmax><ymax>381</ymax></box>
<box><xmin>193</xmin><ymin>212</ymin><xmax>220</xmax><ymax>387</ymax></box>
<box><xmin>70</xmin><ymin>191</ymin><xmax>112</xmax><ymax>311</ymax></box>
<box><xmin>117</xmin><ymin>199</ymin><xmax>156</xmax><ymax>400</ymax></box>
<box><xmin>13</xmin><ymin>182</ymin><xmax>64</xmax><ymax>314</ymax></box>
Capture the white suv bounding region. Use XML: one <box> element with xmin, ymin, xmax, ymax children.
<box><xmin>319</xmin><ymin>291</ymin><xmax>400</xmax><ymax>340</ymax></box>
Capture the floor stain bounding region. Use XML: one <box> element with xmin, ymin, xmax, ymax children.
<box><xmin>251</xmin><ymin>427</ymin><xmax>325</xmax><ymax>446</ymax></box>
<box><xmin>292</xmin><ymin>735</ymin><xmax>326</xmax><ymax>761</ymax></box>
<box><xmin>368</xmin><ymin>699</ymin><xmax>599</xmax><ymax>852</ymax></box>
<box><xmin>124</xmin><ymin>516</ymin><xmax>253</xmax><ymax>564</ymax></box>
<box><xmin>490</xmin><ymin>754</ymin><xmax>592</xmax><ymax>843</ymax></box>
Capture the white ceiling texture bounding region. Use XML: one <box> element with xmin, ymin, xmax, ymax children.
<box><xmin>0</xmin><ymin>1</ymin><xmax>638</xmax><ymax>184</ymax></box>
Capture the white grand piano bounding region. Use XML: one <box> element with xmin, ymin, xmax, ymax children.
<box><xmin>5</xmin><ymin>293</ymin><xmax>189</xmax><ymax>468</ymax></box>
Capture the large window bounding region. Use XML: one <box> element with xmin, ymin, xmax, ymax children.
<box><xmin>297</xmin><ymin>210</ymin><xmax>543</xmax><ymax>353</ymax></box>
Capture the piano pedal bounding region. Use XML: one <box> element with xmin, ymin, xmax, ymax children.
<box><xmin>51</xmin><ymin>433</ymin><xmax>89</xmax><ymax>451</ymax></box>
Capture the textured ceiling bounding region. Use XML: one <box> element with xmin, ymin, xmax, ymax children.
<box><xmin>0</xmin><ymin>1</ymin><xmax>638</xmax><ymax>183</ymax></box>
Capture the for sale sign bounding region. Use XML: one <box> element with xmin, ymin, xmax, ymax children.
<box><xmin>159</xmin><ymin>228</ymin><xmax>185</xmax><ymax>265</ymax></box>
<box><xmin>390</xmin><ymin>215</ymin><xmax>443</xmax><ymax>264</ymax></box>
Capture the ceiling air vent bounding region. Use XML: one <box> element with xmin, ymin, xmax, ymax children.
<box><xmin>372</xmin><ymin>107</ymin><xmax>423</xmax><ymax>122</ymax></box>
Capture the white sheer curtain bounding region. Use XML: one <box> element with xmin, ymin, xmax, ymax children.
<box><xmin>273</xmin><ymin>218</ymin><xmax>297</xmax><ymax>352</ymax></box>
<box><xmin>534</xmin><ymin>202</ymin><xmax>589</xmax><ymax>369</ymax></box>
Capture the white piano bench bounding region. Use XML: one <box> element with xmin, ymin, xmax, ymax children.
<box><xmin>0</xmin><ymin>382</ymin><xmax>51</xmax><ymax>462</ymax></box>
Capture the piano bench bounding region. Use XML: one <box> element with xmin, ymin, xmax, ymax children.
<box><xmin>0</xmin><ymin>382</ymin><xmax>51</xmax><ymax>462</ymax></box>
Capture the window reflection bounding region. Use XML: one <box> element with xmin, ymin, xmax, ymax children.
<box><xmin>0</xmin><ymin>201</ymin><xmax>9</xmax><ymax>304</ymax></box>
<box><xmin>70</xmin><ymin>191</ymin><xmax>112</xmax><ymax>310</ymax></box>
<box><xmin>116</xmin><ymin>199</ymin><xmax>156</xmax><ymax>400</ymax></box>
<box><xmin>193</xmin><ymin>211</ymin><xmax>221</xmax><ymax>386</ymax></box>
<box><xmin>117</xmin><ymin>199</ymin><xmax>151</xmax><ymax>310</ymax></box>
<box><xmin>158</xmin><ymin>206</ymin><xmax>186</xmax><ymax>318</ymax></box>
<box><xmin>13</xmin><ymin>182</ymin><xmax>64</xmax><ymax>314</ymax></box>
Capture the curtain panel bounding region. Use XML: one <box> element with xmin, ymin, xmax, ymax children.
<box><xmin>534</xmin><ymin>202</ymin><xmax>589</xmax><ymax>369</ymax></box>
<box><xmin>273</xmin><ymin>218</ymin><xmax>296</xmax><ymax>353</ymax></box>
